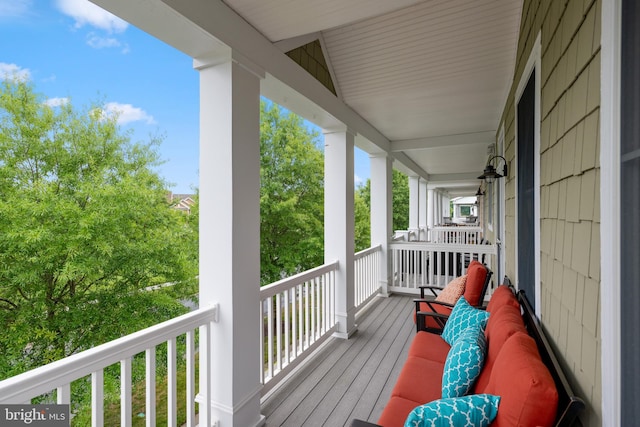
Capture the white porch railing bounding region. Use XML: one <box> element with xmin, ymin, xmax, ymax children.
<box><xmin>0</xmin><ymin>305</ymin><xmax>218</xmax><ymax>427</ymax></box>
<box><xmin>260</xmin><ymin>262</ymin><xmax>338</xmax><ymax>396</ymax></box>
<box><xmin>430</xmin><ymin>226</ymin><xmax>483</xmax><ymax>244</ymax></box>
<box><xmin>390</xmin><ymin>242</ymin><xmax>497</xmax><ymax>296</ymax></box>
<box><xmin>354</xmin><ymin>244</ymin><xmax>382</xmax><ymax>309</ymax></box>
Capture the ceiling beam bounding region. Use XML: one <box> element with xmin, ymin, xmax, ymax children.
<box><xmin>390</xmin><ymin>130</ymin><xmax>496</xmax><ymax>151</ymax></box>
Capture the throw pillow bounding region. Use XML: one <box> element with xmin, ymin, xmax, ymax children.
<box><xmin>403</xmin><ymin>394</ymin><xmax>500</xmax><ymax>427</ymax></box>
<box><xmin>442</xmin><ymin>324</ymin><xmax>487</xmax><ymax>398</ymax></box>
<box><xmin>441</xmin><ymin>297</ymin><xmax>490</xmax><ymax>346</ymax></box>
<box><xmin>435</xmin><ymin>275</ymin><xmax>467</xmax><ymax>305</ymax></box>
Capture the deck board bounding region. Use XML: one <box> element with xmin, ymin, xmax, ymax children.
<box><xmin>262</xmin><ymin>294</ymin><xmax>416</xmax><ymax>427</ymax></box>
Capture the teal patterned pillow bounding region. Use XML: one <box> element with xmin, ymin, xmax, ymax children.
<box><xmin>441</xmin><ymin>297</ymin><xmax>490</xmax><ymax>346</ymax></box>
<box><xmin>442</xmin><ymin>324</ymin><xmax>487</xmax><ymax>398</ymax></box>
<box><xmin>404</xmin><ymin>394</ymin><xmax>500</xmax><ymax>427</ymax></box>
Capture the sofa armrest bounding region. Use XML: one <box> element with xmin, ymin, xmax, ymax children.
<box><xmin>416</xmin><ymin>310</ymin><xmax>450</xmax><ymax>334</ymax></box>
<box><xmin>350</xmin><ymin>420</ymin><xmax>382</xmax><ymax>427</ymax></box>
<box><xmin>418</xmin><ymin>285</ymin><xmax>444</xmax><ymax>298</ymax></box>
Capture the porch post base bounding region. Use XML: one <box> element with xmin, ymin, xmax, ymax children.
<box><xmin>195</xmin><ymin>387</ymin><xmax>265</xmax><ymax>427</ymax></box>
<box><xmin>334</xmin><ymin>309</ymin><xmax>358</xmax><ymax>339</ymax></box>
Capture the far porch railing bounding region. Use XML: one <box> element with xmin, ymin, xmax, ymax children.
<box><xmin>390</xmin><ymin>241</ymin><xmax>497</xmax><ymax>296</ymax></box>
<box><xmin>260</xmin><ymin>245</ymin><xmax>383</xmax><ymax>395</ymax></box>
<box><xmin>0</xmin><ymin>305</ymin><xmax>218</xmax><ymax>427</ymax></box>
<box><xmin>430</xmin><ymin>226</ymin><xmax>483</xmax><ymax>244</ymax></box>
<box><xmin>260</xmin><ymin>262</ymin><xmax>338</xmax><ymax>396</ymax></box>
<box><xmin>354</xmin><ymin>244</ymin><xmax>382</xmax><ymax>309</ymax></box>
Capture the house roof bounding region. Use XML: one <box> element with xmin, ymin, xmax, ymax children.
<box><xmin>92</xmin><ymin>0</ymin><xmax>523</xmax><ymax>197</ymax></box>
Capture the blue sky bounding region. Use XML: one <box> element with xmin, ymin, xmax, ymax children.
<box><xmin>0</xmin><ymin>0</ymin><xmax>370</xmax><ymax>193</ymax></box>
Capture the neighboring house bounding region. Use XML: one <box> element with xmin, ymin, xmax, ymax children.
<box><xmin>167</xmin><ymin>193</ymin><xmax>196</xmax><ymax>214</ymax></box>
<box><xmin>451</xmin><ymin>196</ymin><xmax>478</xmax><ymax>224</ymax></box>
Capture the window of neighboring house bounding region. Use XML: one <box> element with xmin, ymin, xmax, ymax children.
<box><xmin>460</xmin><ymin>205</ymin><xmax>471</xmax><ymax>216</ymax></box>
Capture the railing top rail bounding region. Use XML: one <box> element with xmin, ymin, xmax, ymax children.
<box><xmin>260</xmin><ymin>261</ymin><xmax>339</xmax><ymax>299</ymax></box>
<box><xmin>390</xmin><ymin>241</ymin><xmax>497</xmax><ymax>254</ymax></box>
<box><xmin>431</xmin><ymin>225</ymin><xmax>483</xmax><ymax>230</ymax></box>
<box><xmin>354</xmin><ymin>244</ymin><xmax>382</xmax><ymax>260</ymax></box>
<box><xmin>0</xmin><ymin>305</ymin><xmax>218</xmax><ymax>404</ymax></box>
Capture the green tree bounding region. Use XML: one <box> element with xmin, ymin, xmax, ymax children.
<box><xmin>392</xmin><ymin>170</ymin><xmax>409</xmax><ymax>231</ymax></box>
<box><xmin>260</xmin><ymin>101</ymin><xmax>324</xmax><ymax>286</ymax></box>
<box><xmin>0</xmin><ymin>80</ymin><xmax>198</xmax><ymax>378</ymax></box>
<box><xmin>354</xmin><ymin>169</ymin><xmax>410</xmax><ymax>243</ymax></box>
<box><xmin>354</xmin><ymin>183</ymin><xmax>371</xmax><ymax>251</ymax></box>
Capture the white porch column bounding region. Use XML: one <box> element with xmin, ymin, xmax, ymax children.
<box><xmin>408</xmin><ymin>175</ymin><xmax>420</xmax><ymax>236</ymax></box>
<box><xmin>418</xmin><ymin>178</ymin><xmax>428</xmax><ymax>240</ymax></box>
<box><xmin>442</xmin><ymin>193</ymin><xmax>451</xmax><ymax>221</ymax></box>
<box><xmin>196</xmin><ymin>52</ymin><xmax>265</xmax><ymax>427</ymax></box>
<box><xmin>434</xmin><ymin>190</ymin><xmax>441</xmax><ymax>225</ymax></box>
<box><xmin>427</xmin><ymin>187</ymin><xmax>435</xmax><ymax>237</ymax></box>
<box><xmin>370</xmin><ymin>153</ymin><xmax>393</xmax><ymax>297</ymax></box>
<box><xmin>324</xmin><ymin>128</ymin><xmax>357</xmax><ymax>339</ymax></box>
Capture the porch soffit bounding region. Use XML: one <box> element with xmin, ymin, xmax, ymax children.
<box><xmin>91</xmin><ymin>0</ymin><xmax>522</xmax><ymax>196</ymax></box>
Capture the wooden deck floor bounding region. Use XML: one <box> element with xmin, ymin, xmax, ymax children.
<box><xmin>261</xmin><ymin>294</ymin><xmax>415</xmax><ymax>427</ymax></box>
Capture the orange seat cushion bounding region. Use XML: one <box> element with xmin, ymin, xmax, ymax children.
<box><xmin>407</xmin><ymin>331</ymin><xmax>451</xmax><ymax>363</ymax></box>
<box><xmin>390</xmin><ymin>356</ymin><xmax>444</xmax><ymax>404</ymax></box>
<box><xmin>482</xmin><ymin>332</ymin><xmax>558</xmax><ymax>427</ymax></box>
<box><xmin>377</xmin><ymin>396</ymin><xmax>423</xmax><ymax>427</ymax></box>
<box><xmin>463</xmin><ymin>262</ymin><xmax>488</xmax><ymax>306</ymax></box>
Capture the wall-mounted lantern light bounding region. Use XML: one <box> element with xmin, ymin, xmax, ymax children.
<box><xmin>478</xmin><ymin>155</ymin><xmax>508</xmax><ymax>184</ymax></box>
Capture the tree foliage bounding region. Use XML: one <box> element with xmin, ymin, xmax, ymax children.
<box><xmin>260</xmin><ymin>102</ymin><xmax>324</xmax><ymax>286</ymax></box>
<box><xmin>354</xmin><ymin>169</ymin><xmax>410</xmax><ymax>247</ymax></box>
<box><xmin>0</xmin><ymin>80</ymin><xmax>198</xmax><ymax>378</ymax></box>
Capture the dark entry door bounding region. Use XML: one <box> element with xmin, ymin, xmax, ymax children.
<box><xmin>517</xmin><ymin>70</ymin><xmax>536</xmax><ymax>311</ymax></box>
<box><xmin>621</xmin><ymin>0</ymin><xmax>640</xmax><ymax>422</ymax></box>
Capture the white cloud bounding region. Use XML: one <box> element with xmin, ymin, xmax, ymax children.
<box><xmin>55</xmin><ymin>0</ymin><xmax>128</xmax><ymax>33</ymax></box>
<box><xmin>44</xmin><ymin>97</ymin><xmax>69</xmax><ymax>107</ymax></box>
<box><xmin>86</xmin><ymin>33</ymin><xmax>130</xmax><ymax>54</ymax></box>
<box><xmin>354</xmin><ymin>174</ymin><xmax>364</xmax><ymax>186</ymax></box>
<box><xmin>86</xmin><ymin>33</ymin><xmax>120</xmax><ymax>49</ymax></box>
<box><xmin>0</xmin><ymin>62</ymin><xmax>31</xmax><ymax>81</ymax></box>
<box><xmin>0</xmin><ymin>0</ymin><xmax>32</xmax><ymax>18</ymax></box>
<box><xmin>103</xmin><ymin>102</ymin><xmax>156</xmax><ymax>125</ymax></box>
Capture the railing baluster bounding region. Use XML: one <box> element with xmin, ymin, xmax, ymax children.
<box><xmin>200</xmin><ymin>322</ymin><xmax>211</xmax><ymax>427</ymax></box>
<box><xmin>292</xmin><ymin>287</ymin><xmax>298</xmax><ymax>358</ymax></box>
<box><xmin>121</xmin><ymin>358</ymin><xmax>132</xmax><ymax>427</ymax></box>
<box><xmin>298</xmin><ymin>283</ymin><xmax>303</xmax><ymax>353</ymax></box>
<box><xmin>284</xmin><ymin>289</ymin><xmax>290</xmax><ymax>365</ymax></box>
<box><xmin>92</xmin><ymin>370</ymin><xmax>104</xmax><ymax>427</ymax></box>
<box><xmin>305</xmin><ymin>281</ymin><xmax>310</xmax><ymax>349</ymax></box>
<box><xmin>311</xmin><ymin>278</ymin><xmax>316</xmax><ymax>340</ymax></box>
<box><xmin>276</xmin><ymin>292</ymin><xmax>282</xmax><ymax>372</ymax></box>
<box><xmin>267</xmin><ymin>296</ymin><xmax>274</xmax><ymax>379</ymax></box>
<box><xmin>186</xmin><ymin>330</ymin><xmax>195</xmax><ymax>427</ymax></box>
<box><xmin>146</xmin><ymin>347</ymin><xmax>156</xmax><ymax>427</ymax></box>
<box><xmin>56</xmin><ymin>383</ymin><xmax>70</xmax><ymax>404</ymax></box>
<box><xmin>167</xmin><ymin>337</ymin><xmax>177</xmax><ymax>427</ymax></box>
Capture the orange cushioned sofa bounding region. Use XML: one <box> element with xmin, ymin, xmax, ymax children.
<box><xmin>351</xmin><ymin>283</ymin><xmax>585</xmax><ymax>427</ymax></box>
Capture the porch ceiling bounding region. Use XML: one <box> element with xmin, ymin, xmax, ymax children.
<box><xmin>224</xmin><ymin>0</ymin><xmax>522</xmax><ymax>195</ymax></box>
<box><xmin>92</xmin><ymin>0</ymin><xmax>522</xmax><ymax>197</ymax></box>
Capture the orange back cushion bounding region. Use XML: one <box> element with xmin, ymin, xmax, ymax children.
<box><xmin>482</xmin><ymin>332</ymin><xmax>558</xmax><ymax>427</ymax></box>
<box><xmin>486</xmin><ymin>284</ymin><xmax>519</xmax><ymax>313</ymax></box>
<box><xmin>473</xmin><ymin>304</ymin><xmax>527</xmax><ymax>392</ymax></box>
<box><xmin>464</xmin><ymin>262</ymin><xmax>488</xmax><ymax>306</ymax></box>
